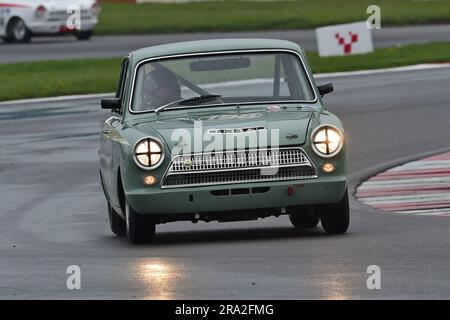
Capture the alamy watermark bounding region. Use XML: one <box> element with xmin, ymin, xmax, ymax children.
<box><xmin>366</xmin><ymin>5</ymin><xmax>381</xmax><ymax>30</ymax></box>
<box><xmin>366</xmin><ymin>265</ymin><xmax>381</xmax><ymax>290</ymax></box>
<box><xmin>66</xmin><ymin>265</ymin><xmax>81</xmax><ymax>290</ymax></box>
<box><xmin>170</xmin><ymin>119</ymin><xmax>282</xmax><ymax>176</ymax></box>
<box><xmin>170</xmin><ymin>119</ymin><xmax>279</xmax><ymax>155</ymax></box>
<box><xmin>64</xmin><ymin>264</ymin><xmax>381</xmax><ymax>292</ymax></box>
<box><xmin>66</xmin><ymin>5</ymin><xmax>81</xmax><ymax>30</ymax></box>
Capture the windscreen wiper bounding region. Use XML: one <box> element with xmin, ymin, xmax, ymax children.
<box><xmin>179</xmin><ymin>94</ymin><xmax>222</xmax><ymax>105</ymax></box>
<box><xmin>154</xmin><ymin>95</ymin><xmax>222</xmax><ymax>114</ymax></box>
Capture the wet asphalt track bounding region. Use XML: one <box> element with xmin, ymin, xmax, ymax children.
<box><xmin>1</xmin><ymin>24</ymin><xmax>450</xmax><ymax>62</ymax></box>
<box><xmin>1</xmin><ymin>67</ymin><xmax>450</xmax><ymax>299</ymax></box>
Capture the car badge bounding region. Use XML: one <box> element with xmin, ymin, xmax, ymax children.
<box><xmin>183</xmin><ymin>159</ymin><xmax>193</xmax><ymax>168</ymax></box>
<box><xmin>286</xmin><ymin>133</ymin><xmax>298</xmax><ymax>139</ymax></box>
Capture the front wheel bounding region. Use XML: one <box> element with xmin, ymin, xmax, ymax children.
<box><xmin>125</xmin><ymin>200</ymin><xmax>155</xmax><ymax>244</ymax></box>
<box><xmin>7</xmin><ymin>18</ymin><xmax>32</xmax><ymax>43</ymax></box>
<box><xmin>288</xmin><ymin>206</ymin><xmax>319</xmax><ymax>229</ymax></box>
<box><xmin>74</xmin><ymin>30</ymin><xmax>93</xmax><ymax>41</ymax></box>
<box><xmin>317</xmin><ymin>188</ymin><xmax>350</xmax><ymax>234</ymax></box>
<box><xmin>2</xmin><ymin>37</ymin><xmax>14</xmax><ymax>44</ymax></box>
<box><xmin>107</xmin><ymin>203</ymin><xmax>126</xmax><ymax>237</ymax></box>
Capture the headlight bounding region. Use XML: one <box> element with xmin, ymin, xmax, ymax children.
<box><xmin>91</xmin><ymin>2</ymin><xmax>101</xmax><ymax>16</ymax></box>
<box><xmin>35</xmin><ymin>5</ymin><xmax>47</xmax><ymax>19</ymax></box>
<box><xmin>133</xmin><ymin>137</ymin><xmax>164</xmax><ymax>169</ymax></box>
<box><xmin>311</xmin><ymin>125</ymin><xmax>343</xmax><ymax>158</ymax></box>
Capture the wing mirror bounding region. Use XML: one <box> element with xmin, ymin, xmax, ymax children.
<box><xmin>101</xmin><ymin>98</ymin><xmax>121</xmax><ymax>109</ymax></box>
<box><xmin>318</xmin><ymin>83</ymin><xmax>334</xmax><ymax>97</ymax></box>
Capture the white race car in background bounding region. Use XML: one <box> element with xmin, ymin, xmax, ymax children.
<box><xmin>0</xmin><ymin>0</ymin><xmax>100</xmax><ymax>43</ymax></box>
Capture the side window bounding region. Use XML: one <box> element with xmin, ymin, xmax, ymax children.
<box><xmin>115</xmin><ymin>58</ymin><xmax>129</xmax><ymax>113</ymax></box>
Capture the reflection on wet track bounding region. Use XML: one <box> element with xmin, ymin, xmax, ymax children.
<box><xmin>136</xmin><ymin>260</ymin><xmax>178</xmax><ymax>300</ymax></box>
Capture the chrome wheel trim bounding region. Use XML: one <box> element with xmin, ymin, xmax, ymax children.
<box><xmin>13</xmin><ymin>20</ymin><xmax>26</xmax><ymax>40</ymax></box>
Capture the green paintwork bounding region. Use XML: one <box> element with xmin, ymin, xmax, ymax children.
<box><xmin>99</xmin><ymin>39</ymin><xmax>347</xmax><ymax>220</ymax></box>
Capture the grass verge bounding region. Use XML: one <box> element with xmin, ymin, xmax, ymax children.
<box><xmin>1</xmin><ymin>42</ymin><xmax>449</xmax><ymax>102</ymax></box>
<box><xmin>96</xmin><ymin>0</ymin><xmax>450</xmax><ymax>35</ymax></box>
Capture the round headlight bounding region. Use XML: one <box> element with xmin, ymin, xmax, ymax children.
<box><xmin>133</xmin><ymin>137</ymin><xmax>164</xmax><ymax>169</ymax></box>
<box><xmin>91</xmin><ymin>2</ymin><xmax>101</xmax><ymax>16</ymax></box>
<box><xmin>311</xmin><ymin>125</ymin><xmax>343</xmax><ymax>158</ymax></box>
<box><xmin>35</xmin><ymin>5</ymin><xmax>47</xmax><ymax>19</ymax></box>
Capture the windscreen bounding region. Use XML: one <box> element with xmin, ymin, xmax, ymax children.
<box><xmin>131</xmin><ymin>52</ymin><xmax>315</xmax><ymax>112</ymax></box>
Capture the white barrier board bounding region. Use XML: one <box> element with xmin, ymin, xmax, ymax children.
<box><xmin>316</xmin><ymin>21</ymin><xmax>374</xmax><ymax>57</ymax></box>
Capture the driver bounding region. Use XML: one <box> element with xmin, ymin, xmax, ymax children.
<box><xmin>142</xmin><ymin>67</ymin><xmax>181</xmax><ymax>110</ymax></box>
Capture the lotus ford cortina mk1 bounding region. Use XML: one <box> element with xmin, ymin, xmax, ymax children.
<box><xmin>99</xmin><ymin>39</ymin><xmax>349</xmax><ymax>243</ymax></box>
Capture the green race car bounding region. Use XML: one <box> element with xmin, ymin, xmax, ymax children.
<box><xmin>99</xmin><ymin>39</ymin><xmax>349</xmax><ymax>243</ymax></box>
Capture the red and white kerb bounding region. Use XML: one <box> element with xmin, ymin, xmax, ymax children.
<box><xmin>356</xmin><ymin>151</ymin><xmax>450</xmax><ymax>217</ymax></box>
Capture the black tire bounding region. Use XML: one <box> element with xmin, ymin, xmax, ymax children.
<box><xmin>108</xmin><ymin>203</ymin><xmax>126</xmax><ymax>237</ymax></box>
<box><xmin>125</xmin><ymin>200</ymin><xmax>155</xmax><ymax>244</ymax></box>
<box><xmin>288</xmin><ymin>206</ymin><xmax>319</xmax><ymax>229</ymax></box>
<box><xmin>317</xmin><ymin>188</ymin><xmax>350</xmax><ymax>234</ymax></box>
<box><xmin>2</xmin><ymin>37</ymin><xmax>14</xmax><ymax>43</ymax></box>
<box><xmin>7</xmin><ymin>18</ymin><xmax>31</xmax><ymax>43</ymax></box>
<box><xmin>75</xmin><ymin>30</ymin><xmax>93</xmax><ymax>41</ymax></box>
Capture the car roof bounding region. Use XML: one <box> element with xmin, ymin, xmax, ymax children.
<box><xmin>129</xmin><ymin>38</ymin><xmax>304</xmax><ymax>63</ymax></box>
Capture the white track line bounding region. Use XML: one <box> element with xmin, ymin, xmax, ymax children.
<box><xmin>0</xmin><ymin>93</ymin><xmax>114</xmax><ymax>106</ymax></box>
<box><xmin>358</xmin><ymin>176</ymin><xmax>450</xmax><ymax>189</ymax></box>
<box><xmin>360</xmin><ymin>193</ymin><xmax>450</xmax><ymax>205</ymax></box>
<box><xmin>314</xmin><ymin>63</ymin><xmax>450</xmax><ymax>78</ymax></box>
<box><xmin>393</xmin><ymin>209</ymin><xmax>450</xmax><ymax>216</ymax></box>
<box><xmin>391</xmin><ymin>160</ymin><xmax>450</xmax><ymax>170</ymax></box>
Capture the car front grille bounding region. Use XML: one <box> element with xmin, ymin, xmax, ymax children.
<box><xmin>47</xmin><ymin>10</ymin><xmax>92</xmax><ymax>22</ymax></box>
<box><xmin>161</xmin><ymin>147</ymin><xmax>317</xmax><ymax>188</ymax></box>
